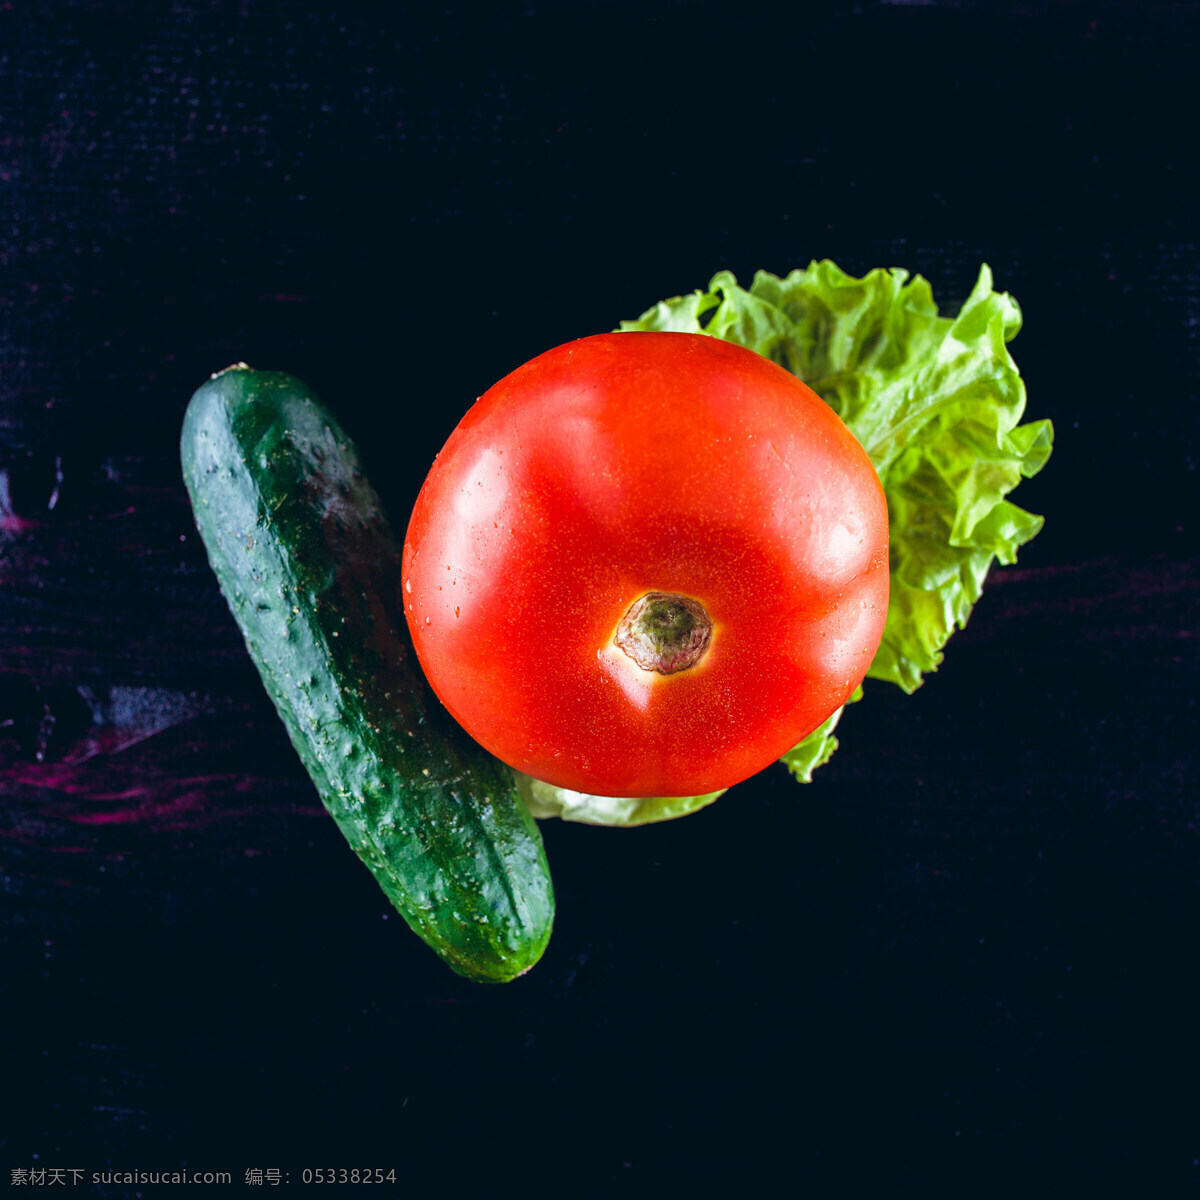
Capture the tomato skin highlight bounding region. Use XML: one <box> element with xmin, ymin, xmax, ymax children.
<box><xmin>402</xmin><ymin>331</ymin><xmax>889</xmax><ymax>798</ymax></box>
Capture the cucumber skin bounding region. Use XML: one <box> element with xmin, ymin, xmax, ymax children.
<box><xmin>181</xmin><ymin>366</ymin><xmax>554</xmax><ymax>982</ymax></box>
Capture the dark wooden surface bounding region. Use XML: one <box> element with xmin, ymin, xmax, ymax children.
<box><xmin>2</xmin><ymin>1</ymin><xmax>1197</xmax><ymax>1194</ymax></box>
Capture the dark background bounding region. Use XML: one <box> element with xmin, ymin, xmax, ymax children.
<box><xmin>2</xmin><ymin>1</ymin><xmax>1197</xmax><ymax>1194</ymax></box>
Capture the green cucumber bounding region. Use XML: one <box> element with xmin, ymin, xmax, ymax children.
<box><xmin>181</xmin><ymin>365</ymin><xmax>554</xmax><ymax>982</ymax></box>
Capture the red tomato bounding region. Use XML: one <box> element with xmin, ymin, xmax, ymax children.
<box><xmin>402</xmin><ymin>332</ymin><xmax>888</xmax><ymax>798</ymax></box>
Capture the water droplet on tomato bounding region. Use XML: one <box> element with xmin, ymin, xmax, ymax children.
<box><xmin>424</xmin><ymin>617</ymin><xmax>431</xmax><ymax>625</ymax></box>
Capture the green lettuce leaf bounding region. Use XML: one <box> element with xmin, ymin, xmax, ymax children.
<box><xmin>524</xmin><ymin>260</ymin><xmax>1051</xmax><ymax>824</ymax></box>
<box><xmin>780</xmin><ymin>686</ymin><xmax>861</xmax><ymax>784</ymax></box>
<box><xmin>515</xmin><ymin>773</ymin><xmax>726</xmax><ymax>827</ymax></box>
<box><xmin>623</xmin><ymin>260</ymin><xmax>1053</xmax><ymax>693</ymax></box>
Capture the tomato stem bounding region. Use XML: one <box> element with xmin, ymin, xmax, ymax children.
<box><xmin>614</xmin><ymin>592</ymin><xmax>712</xmax><ymax>674</ymax></box>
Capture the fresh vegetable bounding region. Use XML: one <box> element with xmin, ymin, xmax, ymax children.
<box><xmin>402</xmin><ymin>332</ymin><xmax>890</xmax><ymax>799</ymax></box>
<box><xmin>181</xmin><ymin>365</ymin><xmax>554</xmax><ymax>981</ymax></box>
<box><xmin>525</xmin><ymin>260</ymin><xmax>1053</xmax><ymax>823</ymax></box>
